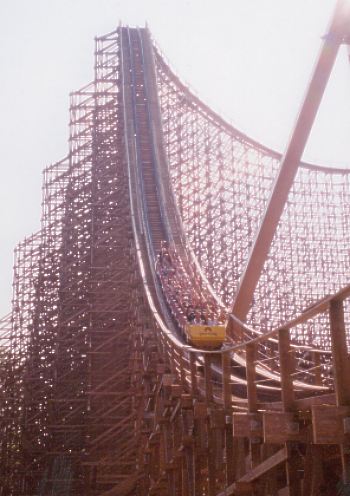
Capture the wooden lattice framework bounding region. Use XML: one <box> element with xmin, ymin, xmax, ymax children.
<box><xmin>1</xmin><ymin>3</ymin><xmax>350</xmax><ymax>494</ymax></box>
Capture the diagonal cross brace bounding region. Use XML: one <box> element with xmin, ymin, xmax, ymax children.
<box><xmin>232</xmin><ymin>0</ymin><xmax>350</xmax><ymax>321</ymax></box>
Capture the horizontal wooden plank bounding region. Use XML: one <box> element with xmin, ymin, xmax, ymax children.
<box><xmin>312</xmin><ymin>405</ymin><xmax>350</xmax><ymax>444</ymax></box>
<box><xmin>232</xmin><ymin>413</ymin><xmax>262</xmax><ymax>438</ymax></box>
<box><xmin>263</xmin><ymin>412</ymin><xmax>305</xmax><ymax>444</ymax></box>
<box><xmin>162</xmin><ymin>374</ymin><xmax>176</xmax><ymax>386</ymax></box>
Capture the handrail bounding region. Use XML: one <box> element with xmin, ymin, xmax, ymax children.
<box><xmin>228</xmin><ymin>283</ymin><xmax>350</xmax><ymax>351</ymax></box>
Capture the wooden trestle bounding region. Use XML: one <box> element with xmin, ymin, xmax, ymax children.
<box><xmin>1</xmin><ymin>8</ymin><xmax>350</xmax><ymax>496</ymax></box>
<box><xmin>118</xmin><ymin>23</ymin><xmax>350</xmax><ymax>495</ymax></box>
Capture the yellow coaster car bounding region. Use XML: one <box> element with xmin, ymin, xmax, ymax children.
<box><xmin>185</xmin><ymin>324</ymin><xmax>226</xmax><ymax>349</ymax></box>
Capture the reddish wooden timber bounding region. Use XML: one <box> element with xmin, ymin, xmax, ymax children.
<box><xmin>190</xmin><ymin>352</ymin><xmax>198</xmax><ymax>396</ymax></box>
<box><xmin>329</xmin><ymin>298</ymin><xmax>350</xmax><ymax>483</ymax></box>
<box><xmin>278</xmin><ymin>329</ymin><xmax>295</xmax><ymax>412</ymax></box>
<box><xmin>245</xmin><ymin>342</ymin><xmax>258</xmax><ymax>413</ymax></box>
<box><xmin>216</xmin><ymin>481</ymin><xmax>253</xmax><ymax>495</ymax></box>
<box><xmin>330</xmin><ymin>299</ymin><xmax>350</xmax><ymax>406</ymax></box>
<box><xmin>245</xmin><ymin>341</ymin><xmax>261</xmax><ymax>468</ymax></box>
<box><xmin>232</xmin><ymin>413</ymin><xmax>263</xmax><ymax>438</ymax></box>
<box><xmin>232</xmin><ymin>0</ymin><xmax>350</xmax><ymax>320</ymax></box>
<box><xmin>221</xmin><ymin>352</ymin><xmax>235</xmax><ymax>485</ymax></box>
<box><xmin>312</xmin><ymin>405</ymin><xmax>350</xmax><ymax>444</ymax></box>
<box><xmin>4</xmin><ymin>13</ymin><xmax>350</xmax><ymax>495</ymax></box>
<box><xmin>204</xmin><ymin>354</ymin><xmax>214</xmax><ymax>404</ymax></box>
<box><xmin>216</xmin><ymin>448</ymin><xmax>287</xmax><ymax>495</ymax></box>
<box><xmin>263</xmin><ymin>412</ymin><xmax>304</xmax><ymax>444</ymax></box>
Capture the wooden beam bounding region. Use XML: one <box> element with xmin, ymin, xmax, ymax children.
<box><xmin>329</xmin><ymin>299</ymin><xmax>350</xmax><ymax>406</ymax></box>
<box><xmin>216</xmin><ymin>447</ymin><xmax>287</xmax><ymax>495</ymax></box>
<box><xmin>329</xmin><ymin>298</ymin><xmax>350</xmax><ymax>484</ymax></box>
<box><xmin>222</xmin><ymin>352</ymin><xmax>235</xmax><ymax>485</ymax></box>
<box><xmin>245</xmin><ymin>343</ymin><xmax>257</xmax><ymax>413</ymax></box>
<box><xmin>231</xmin><ymin>0</ymin><xmax>350</xmax><ymax>320</ymax></box>
<box><xmin>204</xmin><ymin>354</ymin><xmax>213</xmax><ymax>404</ymax></box>
<box><xmin>278</xmin><ymin>329</ymin><xmax>295</xmax><ymax>412</ymax></box>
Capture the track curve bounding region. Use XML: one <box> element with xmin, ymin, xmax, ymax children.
<box><xmin>1</xmin><ymin>22</ymin><xmax>350</xmax><ymax>496</ymax></box>
<box><xmin>120</xmin><ymin>27</ymin><xmax>349</xmax><ymax>494</ymax></box>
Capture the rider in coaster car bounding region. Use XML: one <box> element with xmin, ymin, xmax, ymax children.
<box><xmin>186</xmin><ymin>305</ymin><xmax>196</xmax><ymax>323</ymax></box>
<box><xmin>194</xmin><ymin>308</ymin><xmax>202</xmax><ymax>324</ymax></box>
<box><xmin>200</xmin><ymin>308</ymin><xmax>208</xmax><ymax>325</ymax></box>
<box><xmin>160</xmin><ymin>240</ymin><xmax>172</xmax><ymax>265</ymax></box>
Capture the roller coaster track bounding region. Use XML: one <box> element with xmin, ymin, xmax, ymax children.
<box><xmin>1</xmin><ymin>2</ymin><xmax>350</xmax><ymax>494</ymax></box>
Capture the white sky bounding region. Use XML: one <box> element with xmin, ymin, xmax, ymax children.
<box><xmin>0</xmin><ymin>0</ymin><xmax>349</xmax><ymax>316</ymax></box>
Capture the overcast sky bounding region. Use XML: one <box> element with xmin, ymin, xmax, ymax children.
<box><xmin>0</xmin><ymin>0</ymin><xmax>349</xmax><ymax>316</ymax></box>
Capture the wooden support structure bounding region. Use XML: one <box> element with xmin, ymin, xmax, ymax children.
<box><xmin>232</xmin><ymin>0</ymin><xmax>350</xmax><ymax>320</ymax></box>
<box><xmin>329</xmin><ymin>298</ymin><xmax>350</xmax><ymax>484</ymax></box>
<box><xmin>2</xmin><ymin>5</ymin><xmax>350</xmax><ymax>495</ymax></box>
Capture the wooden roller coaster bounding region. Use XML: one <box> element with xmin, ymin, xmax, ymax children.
<box><xmin>1</xmin><ymin>1</ymin><xmax>350</xmax><ymax>495</ymax></box>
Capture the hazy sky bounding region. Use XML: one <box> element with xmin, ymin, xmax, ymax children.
<box><xmin>0</xmin><ymin>0</ymin><xmax>349</xmax><ymax>315</ymax></box>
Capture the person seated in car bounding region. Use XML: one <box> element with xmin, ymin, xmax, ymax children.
<box><xmin>186</xmin><ymin>306</ymin><xmax>196</xmax><ymax>323</ymax></box>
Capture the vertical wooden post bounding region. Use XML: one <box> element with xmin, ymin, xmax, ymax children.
<box><xmin>170</xmin><ymin>345</ymin><xmax>177</xmax><ymax>377</ymax></box>
<box><xmin>193</xmin><ymin>405</ymin><xmax>204</xmax><ymax>496</ymax></box>
<box><xmin>302</xmin><ymin>444</ymin><xmax>324</xmax><ymax>496</ymax></box>
<box><xmin>278</xmin><ymin>329</ymin><xmax>295</xmax><ymax>412</ymax></box>
<box><xmin>181</xmin><ymin>454</ymin><xmax>189</xmax><ymax>496</ymax></box>
<box><xmin>329</xmin><ymin>299</ymin><xmax>350</xmax><ymax>406</ymax></box>
<box><xmin>179</xmin><ymin>349</ymin><xmax>186</xmax><ymax>386</ymax></box>
<box><xmin>246</xmin><ymin>342</ymin><xmax>257</xmax><ymax>413</ymax></box>
<box><xmin>285</xmin><ymin>443</ymin><xmax>301</xmax><ymax>496</ymax></box>
<box><xmin>222</xmin><ymin>351</ymin><xmax>235</xmax><ymax>484</ymax></box>
<box><xmin>311</xmin><ymin>350</ymin><xmax>322</xmax><ymax>387</ymax></box>
<box><xmin>279</xmin><ymin>329</ymin><xmax>300</xmax><ymax>495</ymax></box>
<box><xmin>190</xmin><ymin>352</ymin><xmax>197</xmax><ymax>397</ymax></box>
<box><xmin>204</xmin><ymin>354</ymin><xmax>216</xmax><ymax>495</ymax></box>
<box><xmin>204</xmin><ymin>354</ymin><xmax>213</xmax><ymax>404</ymax></box>
<box><xmin>330</xmin><ymin>298</ymin><xmax>350</xmax><ymax>484</ymax></box>
<box><xmin>246</xmin><ymin>342</ymin><xmax>260</xmax><ymax>468</ymax></box>
<box><xmin>207</xmin><ymin>425</ymin><xmax>217</xmax><ymax>496</ymax></box>
<box><xmin>222</xmin><ymin>351</ymin><xmax>232</xmax><ymax>410</ymax></box>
